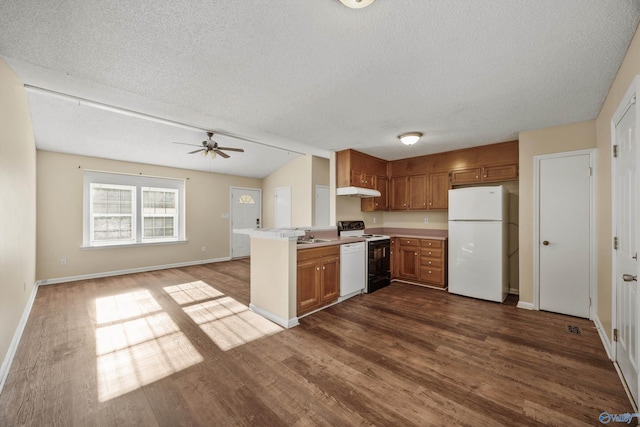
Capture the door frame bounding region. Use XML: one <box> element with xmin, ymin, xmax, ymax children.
<box><xmin>610</xmin><ymin>75</ymin><xmax>640</xmax><ymax>368</ymax></box>
<box><xmin>532</xmin><ymin>148</ymin><xmax>597</xmax><ymax>318</ymax></box>
<box><xmin>275</xmin><ymin>186</ymin><xmax>292</xmax><ymax>228</ymax></box>
<box><xmin>315</xmin><ymin>184</ymin><xmax>330</xmax><ymax>227</ymax></box>
<box><xmin>230</xmin><ymin>186</ymin><xmax>262</xmax><ymax>258</ymax></box>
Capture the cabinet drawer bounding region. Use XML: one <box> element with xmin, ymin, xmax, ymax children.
<box><xmin>420</xmin><ymin>239</ymin><xmax>442</xmax><ymax>249</ymax></box>
<box><xmin>399</xmin><ymin>238</ymin><xmax>420</xmax><ymax>246</ymax></box>
<box><xmin>420</xmin><ymin>257</ymin><xmax>442</xmax><ymax>268</ymax></box>
<box><xmin>297</xmin><ymin>246</ymin><xmax>340</xmax><ymax>262</ymax></box>
<box><xmin>420</xmin><ymin>248</ymin><xmax>442</xmax><ymax>259</ymax></box>
<box><xmin>420</xmin><ymin>267</ymin><xmax>443</xmax><ymax>284</ymax></box>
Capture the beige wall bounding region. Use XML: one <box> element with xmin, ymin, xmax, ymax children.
<box><xmin>518</xmin><ymin>120</ymin><xmax>597</xmax><ymax>304</ymax></box>
<box><xmin>36</xmin><ymin>151</ymin><xmax>261</xmax><ymax>281</ymax></box>
<box><xmin>263</xmin><ymin>155</ymin><xmax>330</xmax><ymax>228</ymax></box>
<box><xmin>595</xmin><ymin>24</ymin><xmax>640</xmax><ymax>339</ymax></box>
<box><xmin>262</xmin><ymin>155</ymin><xmax>311</xmax><ymax>228</ymax></box>
<box><xmin>0</xmin><ymin>61</ymin><xmax>37</xmax><ymax>380</ymax></box>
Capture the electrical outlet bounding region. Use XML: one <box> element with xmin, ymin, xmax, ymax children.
<box><xmin>61</xmin><ymin>258</ymin><xmax>67</xmax><ymax>265</ymax></box>
<box><xmin>423</xmin><ymin>217</ymin><xmax>429</xmax><ymax>224</ymax></box>
<box><xmin>201</xmin><ymin>246</ymin><xmax>206</xmax><ymax>252</ymax></box>
<box><xmin>373</xmin><ymin>217</ymin><xmax>377</xmax><ymax>224</ymax></box>
<box><xmin>221</xmin><ymin>213</ymin><xmax>230</xmax><ymax>219</ymax></box>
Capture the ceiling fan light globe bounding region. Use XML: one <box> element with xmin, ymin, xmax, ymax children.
<box><xmin>200</xmin><ymin>150</ymin><xmax>207</xmax><ymax>157</ymax></box>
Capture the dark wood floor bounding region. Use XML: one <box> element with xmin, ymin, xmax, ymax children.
<box><xmin>0</xmin><ymin>259</ymin><xmax>634</xmax><ymax>426</ymax></box>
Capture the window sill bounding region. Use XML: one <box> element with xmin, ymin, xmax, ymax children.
<box><xmin>81</xmin><ymin>240</ymin><xmax>188</xmax><ymax>250</ymax></box>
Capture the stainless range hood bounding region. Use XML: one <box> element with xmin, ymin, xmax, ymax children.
<box><xmin>336</xmin><ymin>186</ymin><xmax>381</xmax><ymax>198</ymax></box>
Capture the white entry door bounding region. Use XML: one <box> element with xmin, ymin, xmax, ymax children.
<box><xmin>536</xmin><ymin>151</ymin><xmax>593</xmax><ymax>318</ymax></box>
<box><xmin>614</xmin><ymin>93</ymin><xmax>639</xmax><ymax>404</ymax></box>
<box><xmin>231</xmin><ymin>187</ymin><xmax>261</xmax><ymax>258</ymax></box>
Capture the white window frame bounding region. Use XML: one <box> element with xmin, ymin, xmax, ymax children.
<box><xmin>89</xmin><ymin>183</ymin><xmax>137</xmax><ymax>246</ymax></box>
<box><xmin>83</xmin><ymin>171</ymin><xmax>186</xmax><ymax>248</ymax></box>
<box><xmin>141</xmin><ymin>186</ymin><xmax>179</xmax><ymax>243</ymax></box>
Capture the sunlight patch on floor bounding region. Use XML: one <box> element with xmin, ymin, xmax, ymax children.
<box><xmin>163</xmin><ymin>280</ymin><xmax>224</xmax><ymax>305</ymax></box>
<box><xmin>95</xmin><ymin>289</ymin><xmax>162</xmax><ymax>324</ymax></box>
<box><xmin>95</xmin><ymin>294</ymin><xmax>202</xmax><ymax>402</ymax></box>
<box><xmin>183</xmin><ymin>296</ymin><xmax>283</xmax><ymax>351</ymax></box>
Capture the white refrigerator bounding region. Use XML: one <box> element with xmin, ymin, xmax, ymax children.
<box><xmin>448</xmin><ymin>186</ymin><xmax>508</xmax><ymax>302</ymax></box>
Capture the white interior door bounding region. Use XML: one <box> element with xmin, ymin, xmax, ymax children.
<box><xmin>315</xmin><ymin>185</ymin><xmax>330</xmax><ymax>226</ymax></box>
<box><xmin>537</xmin><ymin>151</ymin><xmax>592</xmax><ymax>318</ymax></box>
<box><xmin>275</xmin><ymin>187</ymin><xmax>291</xmax><ymax>228</ymax></box>
<box><xmin>614</xmin><ymin>97</ymin><xmax>639</xmax><ymax>404</ymax></box>
<box><xmin>231</xmin><ymin>187</ymin><xmax>261</xmax><ymax>258</ymax></box>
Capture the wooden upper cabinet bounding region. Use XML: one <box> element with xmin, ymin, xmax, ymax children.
<box><xmin>350</xmin><ymin>170</ymin><xmax>375</xmax><ymax>189</ymax></box>
<box><xmin>362</xmin><ymin>175</ymin><xmax>389</xmax><ymax>212</ymax></box>
<box><xmin>482</xmin><ymin>164</ymin><xmax>518</xmax><ymax>182</ymax></box>
<box><xmin>390</xmin><ymin>176</ymin><xmax>408</xmax><ymax>210</ymax></box>
<box><xmin>408</xmin><ymin>175</ymin><xmax>427</xmax><ymax>210</ymax></box>
<box><xmin>450</xmin><ymin>167</ymin><xmax>482</xmax><ymax>185</ymax></box>
<box><xmin>428</xmin><ymin>171</ymin><xmax>450</xmax><ymax>209</ymax></box>
<box><xmin>336</xmin><ymin>149</ymin><xmax>388</xmax><ymax>188</ymax></box>
<box><xmin>339</xmin><ymin>141</ymin><xmax>518</xmax><ymax>212</ymax></box>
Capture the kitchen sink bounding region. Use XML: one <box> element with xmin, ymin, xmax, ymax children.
<box><xmin>297</xmin><ymin>239</ymin><xmax>333</xmax><ymax>244</ymax></box>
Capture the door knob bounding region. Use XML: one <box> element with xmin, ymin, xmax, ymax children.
<box><xmin>542</xmin><ymin>241</ymin><xmax>549</xmax><ymax>246</ymax></box>
<box><xmin>623</xmin><ymin>274</ymin><xmax>638</xmax><ymax>282</ymax></box>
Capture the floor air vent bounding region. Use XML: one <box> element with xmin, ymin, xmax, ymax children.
<box><xmin>567</xmin><ymin>325</ymin><xmax>582</xmax><ymax>335</ymax></box>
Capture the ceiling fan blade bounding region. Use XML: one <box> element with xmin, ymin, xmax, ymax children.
<box><xmin>214</xmin><ymin>149</ymin><xmax>230</xmax><ymax>158</ymax></box>
<box><xmin>217</xmin><ymin>147</ymin><xmax>244</xmax><ymax>152</ymax></box>
<box><xmin>173</xmin><ymin>141</ymin><xmax>202</xmax><ymax>147</ymax></box>
<box><xmin>188</xmin><ymin>149</ymin><xmax>205</xmax><ymax>154</ymax></box>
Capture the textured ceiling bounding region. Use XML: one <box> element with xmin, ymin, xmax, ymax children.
<box><xmin>1</xmin><ymin>1</ymin><xmax>639</xmax><ymax>176</ymax></box>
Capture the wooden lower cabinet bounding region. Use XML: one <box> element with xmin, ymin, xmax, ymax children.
<box><xmin>394</xmin><ymin>237</ymin><xmax>447</xmax><ymax>288</ymax></box>
<box><xmin>297</xmin><ymin>246</ymin><xmax>340</xmax><ymax>316</ymax></box>
<box><xmin>397</xmin><ymin>239</ymin><xmax>419</xmax><ymax>279</ymax></box>
<box><xmin>419</xmin><ymin>239</ymin><xmax>447</xmax><ymax>288</ymax></box>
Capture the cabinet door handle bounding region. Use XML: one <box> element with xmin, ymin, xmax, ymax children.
<box><xmin>415</xmin><ymin>252</ymin><xmax>418</xmax><ymax>256</ymax></box>
<box><xmin>428</xmin><ymin>270</ymin><xmax>432</xmax><ymax>274</ymax></box>
<box><xmin>428</xmin><ymin>261</ymin><xmax>432</xmax><ymax>265</ymax></box>
<box><xmin>323</xmin><ymin>266</ymin><xmax>325</xmax><ymax>270</ymax></box>
<box><xmin>475</xmin><ymin>176</ymin><xmax>478</xmax><ymax>179</ymax></box>
<box><xmin>428</xmin><ymin>242</ymin><xmax>432</xmax><ymax>246</ymax></box>
<box><xmin>316</xmin><ymin>267</ymin><xmax>320</xmax><ymax>271</ymax></box>
<box><xmin>428</xmin><ymin>252</ymin><xmax>432</xmax><ymax>255</ymax></box>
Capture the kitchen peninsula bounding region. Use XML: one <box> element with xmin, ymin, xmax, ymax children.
<box><xmin>239</xmin><ymin>226</ymin><xmax>449</xmax><ymax>329</ymax></box>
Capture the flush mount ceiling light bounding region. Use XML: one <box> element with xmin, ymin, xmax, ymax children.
<box><xmin>339</xmin><ymin>0</ymin><xmax>375</xmax><ymax>9</ymax></box>
<box><xmin>398</xmin><ymin>132</ymin><xmax>423</xmax><ymax>146</ymax></box>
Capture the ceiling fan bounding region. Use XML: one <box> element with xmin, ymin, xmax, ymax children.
<box><xmin>174</xmin><ymin>132</ymin><xmax>244</xmax><ymax>158</ymax></box>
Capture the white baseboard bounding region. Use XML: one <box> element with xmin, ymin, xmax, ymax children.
<box><xmin>509</xmin><ymin>287</ymin><xmax>519</xmax><ymax>295</ymax></box>
<box><xmin>36</xmin><ymin>257</ymin><xmax>231</xmax><ymax>286</ymax></box>
<box><xmin>0</xmin><ymin>281</ymin><xmax>39</xmax><ymax>395</ymax></box>
<box><xmin>516</xmin><ymin>301</ymin><xmax>534</xmax><ymax>310</ymax></box>
<box><xmin>594</xmin><ymin>314</ymin><xmax>613</xmax><ymax>360</ymax></box>
<box><xmin>249</xmin><ymin>304</ymin><xmax>298</xmax><ymax>329</ymax></box>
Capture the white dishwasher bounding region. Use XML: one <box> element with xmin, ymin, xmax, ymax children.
<box><xmin>339</xmin><ymin>242</ymin><xmax>366</xmax><ymax>301</ymax></box>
